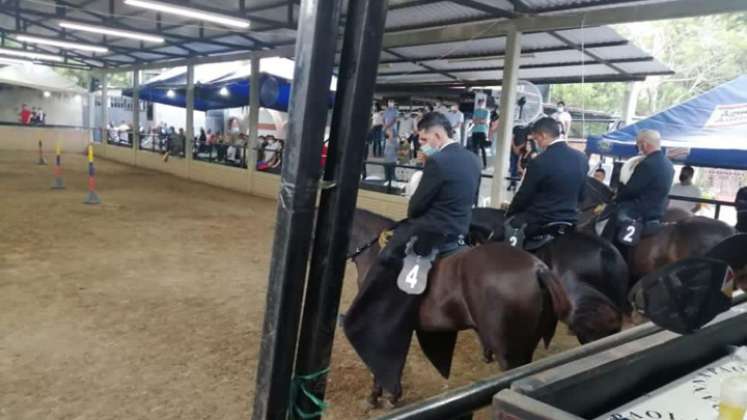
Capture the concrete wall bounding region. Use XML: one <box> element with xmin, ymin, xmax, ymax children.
<box><xmin>0</xmin><ymin>85</ymin><xmax>85</xmax><ymax>126</ymax></box>
<box><xmin>92</xmin><ymin>142</ymin><xmax>409</xmax><ymax>219</ymax></box>
<box><xmin>0</xmin><ymin>125</ymin><xmax>92</xmax><ymax>152</ymax></box>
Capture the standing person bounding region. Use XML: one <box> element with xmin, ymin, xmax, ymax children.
<box><xmin>471</xmin><ymin>98</ymin><xmax>490</xmax><ymax>169</ymax></box>
<box><xmin>19</xmin><ymin>104</ymin><xmax>32</xmax><ymax>125</ymax></box>
<box><xmin>383</xmin><ymin>99</ymin><xmax>399</xmax><ymax>146</ymax></box>
<box><xmin>369</xmin><ymin>103</ymin><xmax>384</xmax><ymax>158</ymax></box>
<box><xmin>37</xmin><ymin>107</ymin><xmax>46</xmax><ymax>125</ymax></box>
<box><xmin>383</xmin><ymin>131</ymin><xmax>398</xmax><ymax>189</ymax></box>
<box><xmin>736</xmin><ymin>186</ymin><xmax>747</xmax><ymax>233</ymax></box>
<box><xmin>552</xmin><ymin>101</ymin><xmax>572</xmax><ymax>139</ymax></box>
<box><xmin>506</xmin><ymin>117</ymin><xmax>589</xmax><ymax>236</ymax></box>
<box><xmin>446</xmin><ymin>104</ymin><xmax>465</xmax><ymax>147</ymax></box>
<box><xmin>343</xmin><ymin>112</ymin><xmax>481</xmax><ymax>398</ymax></box>
<box><xmin>669</xmin><ymin>165</ymin><xmax>702</xmax><ymax>214</ymax></box>
<box><xmin>510</xmin><ymin>124</ymin><xmax>530</xmax><ymax>188</ymax></box>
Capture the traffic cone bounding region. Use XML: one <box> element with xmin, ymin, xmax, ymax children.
<box><xmin>84</xmin><ymin>144</ymin><xmax>101</xmax><ymax>205</ymax></box>
<box><xmin>51</xmin><ymin>143</ymin><xmax>65</xmax><ymax>190</ymax></box>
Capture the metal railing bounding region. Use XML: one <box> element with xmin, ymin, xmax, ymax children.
<box><xmin>668</xmin><ymin>194</ymin><xmax>736</xmax><ymax>220</ymax></box>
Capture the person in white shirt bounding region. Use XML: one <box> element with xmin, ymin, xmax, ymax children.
<box><xmin>669</xmin><ymin>165</ymin><xmax>702</xmax><ymax>213</ymax></box>
<box><xmin>552</xmin><ymin>101</ymin><xmax>572</xmax><ymax>139</ymax></box>
<box><xmin>446</xmin><ymin>104</ymin><xmax>465</xmax><ymax>146</ymax></box>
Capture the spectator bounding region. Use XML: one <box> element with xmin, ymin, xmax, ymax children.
<box><xmin>593</xmin><ymin>168</ymin><xmax>607</xmax><ymax>183</ymax></box>
<box><xmin>446</xmin><ymin>104</ymin><xmax>465</xmax><ymax>146</ymax></box>
<box><xmin>19</xmin><ymin>104</ymin><xmax>32</xmax><ymax>125</ymax></box>
<box><xmin>518</xmin><ymin>138</ymin><xmax>538</xmax><ymax>177</ymax></box>
<box><xmin>510</xmin><ymin>124</ymin><xmax>530</xmax><ymax>189</ymax></box>
<box><xmin>199</xmin><ymin>128</ymin><xmax>207</xmax><ymax>144</ymax></box>
<box><xmin>552</xmin><ymin>101</ymin><xmax>572</xmax><ymax>139</ymax></box>
<box><xmin>471</xmin><ymin>97</ymin><xmax>490</xmax><ymax>169</ymax></box>
<box><xmin>736</xmin><ymin>186</ymin><xmax>747</xmax><ymax>233</ymax></box>
<box><xmin>368</xmin><ymin>103</ymin><xmax>384</xmax><ymax>158</ymax></box>
<box><xmin>669</xmin><ymin>165</ymin><xmax>702</xmax><ymax>213</ymax></box>
<box><xmin>36</xmin><ymin>107</ymin><xmax>46</xmax><ymax>125</ymax></box>
<box><xmin>261</xmin><ymin>135</ymin><xmax>281</xmax><ymax>168</ymax></box>
<box><xmin>382</xmin><ymin>132</ymin><xmax>398</xmax><ymax>188</ymax></box>
<box><xmin>383</xmin><ymin>99</ymin><xmax>399</xmax><ymax>146</ymax></box>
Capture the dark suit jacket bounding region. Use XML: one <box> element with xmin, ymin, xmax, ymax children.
<box><xmin>507</xmin><ymin>141</ymin><xmax>589</xmax><ymax>225</ymax></box>
<box><xmin>408</xmin><ymin>142</ymin><xmax>482</xmax><ymax>238</ymax></box>
<box><xmin>616</xmin><ymin>150</ymin><xmax>675</xmax><ymax>221</ymax></box>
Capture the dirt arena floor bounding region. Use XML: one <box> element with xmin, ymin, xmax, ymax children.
<box><xmin>0</xmin><ymin>149</ymin><xmax>580</xmax><ymax>419</ymax></box>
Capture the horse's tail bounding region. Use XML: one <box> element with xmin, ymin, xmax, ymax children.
<box><xmin>537</xmin><ymin>268</ymin><xmax>571</xmax><ymax>348</ymax></box>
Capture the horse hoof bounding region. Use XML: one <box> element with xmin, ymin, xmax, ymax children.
<box><xmin>383</xmin><ymin>397</ymin><xmax>399</xmax><ymax>409</ymax></box>
<box><xmin>367</xmin><ymin>395</ymin><xmax>381</xmax><ymax>409</ymax></box>
<box><xmin>483</xmin><ymin>351</ymin><xmax>494</xmax><ymax>363</ymax></box>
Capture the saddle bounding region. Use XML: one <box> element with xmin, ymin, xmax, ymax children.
<box><xmin>396</xmin><ymin>235</ymin><xmax>467</xmax><ymax>295</ymax></box>
<box><xmin>505</xmin><ymin>219</ymin><xmax>573</xmax><ymax>251</ymax></box>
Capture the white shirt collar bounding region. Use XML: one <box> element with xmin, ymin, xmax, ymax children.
<box><xmin>439</xmin><ymin>140</ymin><xmax>457</xmax><ymax>151</ymax></box>
<box><xmin>549</xmin><ymin>138</ymin><xmax>566</xmax><ymax>147</ymax></box>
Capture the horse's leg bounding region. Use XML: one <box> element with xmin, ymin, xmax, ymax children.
<box><xmin>476</xmin><ymin>334</ymin><xmax>494</xmax><ymax>363</ymax></box>
<box><xmin>367</xmin><ymin>380</ymin><xmax>382</xmax><ymax>408</ymax></box>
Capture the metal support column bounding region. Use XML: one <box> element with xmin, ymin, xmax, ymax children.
<box><xmin>490</xmin><ymin>28</ymin><xmax>522</xmax><ymax>208</ymax></box>
<box><xmin>101</xmin><ymin>72</ymin><xmax>109</xmax><ymax>143</ymax></box>
<box><xmin>132</xmin><ymin>68</ymin><xmax>140</xmax><ymax>152</ymax></box>
<box><xmin>186</xmin><ymin>64</ymin><xmax>195</xmax><ymax>164</ymax></box>
<box><xmin>622</xmin><ymin>81</ymin><xmax>638</xmax><ymax>125</ymax></box>
<box><xmin>248</xmin><ymin>55</ymin><xmax>260</xmax><ymax>169</ymax></box>
<box><xmin>251</xmin><ymin>0</ymin><xmax>343</xmax><ymax>418</ymax></box>
<box><xmin>292</xmin><ymin>0</ymin><xmax>389</xmax><ymax>418</ymax></box>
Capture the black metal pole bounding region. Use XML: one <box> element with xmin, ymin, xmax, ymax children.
<box><xmin>292</xmin><ymin>0</ymin><xmax>389</xmax><ymax>418</ymax></box>
<box><xmin>251</xmin><ymin>0</ymin><xmax>343</xmax><ymax>418</ymax></box>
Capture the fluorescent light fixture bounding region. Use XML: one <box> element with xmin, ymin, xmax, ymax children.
<box><xmin>16</xmin><ymin>35</ymin><xmax>108</xmax><ymax>53</ymax></box>
<box><xmin>74</xmin><ymin>94</ymin><xmax>82</xmax><ymax>102</ymax></box>
<box><xmin>0</xmin><ymin>47</ymin><xmax>64</xmax><ymax>62</ymax></box>
<box><xmin>124</xmin><ymin>0</ymin><xmax>250</xmax><ymax>29</ymax></box>
<box><xmin>166</xmin><ymin>89</ymin><xmax>175</xmax><ymax>98</ymax></box>
<box><xmin>219</xmin><ymin>86</ymin><xmax>229</xmax><ymax>97</ymax></box>
<box><xmin>59</xmin><ymin>21</ymin><xmax>165</xmax><ymax>43</ymax></box>
<box><xmin>43</xmin><ymin>91</ymin><xmax>51</xmax><ymax>97</ymax></box>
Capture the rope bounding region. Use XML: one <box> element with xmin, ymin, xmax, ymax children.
<box><xmin>289</xmin><ymin>368</ymin><xmax>330</xmax><ymax>419</ymax></box>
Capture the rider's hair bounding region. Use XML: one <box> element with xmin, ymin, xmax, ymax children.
<box><xmin>530</xmin><ymin>116</ymin><xmax>561</xmax><ymax>138</ymax></box>
<box><xmin>637</xmin><ymin>129</ymin><xmax>662</xmax><ymax>149</ymax></box>
<box><xmin>417</xmin><ymin>111</ymin><xmax>453</xmax><ymax>138</ymax></box>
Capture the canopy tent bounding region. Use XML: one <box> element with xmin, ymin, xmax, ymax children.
<box><xmin>123</xmin><ymin>58</ymin><xmax>334</xmax><ymax>113</ymax></box>
<box><xmin>0</xmin><ymin>63</ymin><xmax>85</xmax><ymax>93</ymax></box>
<box><xmin>587</xmin><ymin>76</ymin><xmax>747</xmax><ymax>170</ymax></box>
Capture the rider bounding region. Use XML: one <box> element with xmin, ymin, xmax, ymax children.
<box><xmin>506</xmin><ymin>117</ymin><xmax>589</xmax><ymax>238</ymax></box>
<box><xmin>343</xmin><ymin>111</ymin><xmax>481</xmax><ymax>396</ymax></box>
<box><xmin>602</xmin><ymin>129</ymin><xmax>674</xmax><ymax>241</ymax></box>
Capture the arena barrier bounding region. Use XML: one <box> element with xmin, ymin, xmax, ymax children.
<box><xmin>0</xmin><ymin>124</ymin><xmax>92</xmax><ymax>153</ymax></box>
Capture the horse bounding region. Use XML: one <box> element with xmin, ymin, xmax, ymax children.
<box><xmin>347</xmin><ymin>209</ymin><xmax>570</xmax><ymax>405</ymax></box>
<box><xmin>469</xmin><ymin>207</ymin><xmax>630</xmax><ymax>344</ymax></box>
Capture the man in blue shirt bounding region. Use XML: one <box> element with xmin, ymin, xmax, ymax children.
<box><xmin>383</xmin><ymin>100</ymin><xmax>399</xmax><ymax>141</ymax></box>
<box><xmin>471</xmin><ymin>97</ymin><xmax>490</xmax><ymax>168</ymax></box>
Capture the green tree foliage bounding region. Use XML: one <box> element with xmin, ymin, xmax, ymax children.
<box><xmin>551</xmin><ymin>13</ymin><xmax>747</xmax><ymax>117</ymax></box>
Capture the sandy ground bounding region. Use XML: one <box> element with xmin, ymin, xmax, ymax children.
<box><xmin>0</xmin><ymin>150</ymin><xmax>579</xmax><ymax>419</ymax></box>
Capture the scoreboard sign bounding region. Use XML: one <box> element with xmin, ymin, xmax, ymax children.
<box><xmin>599</xmin><ymin>353</ymin><xmax>747</xmax><ymax>420</ymax></box>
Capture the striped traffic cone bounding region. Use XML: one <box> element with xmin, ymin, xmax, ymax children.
<box><xmin>84</xmin><ymin>144</ymin><xmax>101</xmax><ymax>205</ymax></box>
<box><xmin>36</xmin><ymin>140</ymin><xmax>47</xmax><ymax>165</ymax></box>
<box><xmin>51</xmin><ymin>143</ymin><xmax>65</xmax><ymax>190</ymax></box>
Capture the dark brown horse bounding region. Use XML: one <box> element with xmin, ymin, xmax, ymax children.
<box><xmin>348</xmin><ymin>209</ymin><xmax>570</xmax><ymax>404</ymax></box>
<box><xmin>470</xmin><ymin>207</ymin><xmax>630</xmax><ymax>344</ymax></box>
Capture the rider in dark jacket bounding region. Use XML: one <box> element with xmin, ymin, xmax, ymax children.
<box><xmin>602</xmin><ymin>129</ymin><xmax>674</xmax><ymax>240</ymax></box>
<box><xmin>506</xmin><ymin>117</ymin><xmax>589</xmax><ymax>237</ymax></box>
<box><xmin>343</xmin><ymin>112</ymin><xmax>481</xmax><ymax>396</ymax></box>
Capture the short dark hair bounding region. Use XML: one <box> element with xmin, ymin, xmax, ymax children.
<box><xmin>417</xmin><ymin>111</ymin><xmax>453</xmax><ymax>138</ymax></box>
<box><xmin>531</xmin><ymin>117</ymin><xmax>561</xmax><ymax>138</ymax></box>
<box><xmin>557</xmin><ymin>101</ymin><xmax>566</xmax><ymax>107</ymax></box>
<box><xmin>595</xmin><ymin>168</ymin><xmax>606</xmax><ymax>175</ymax></box>
<box><xmin>681</xmin><ymin>165</ymin><xmax>695</xmax><ymax>179</ymax></box>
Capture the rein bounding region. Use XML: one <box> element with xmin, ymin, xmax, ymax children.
<box><xmin>346</xmin><ymin>219</ymin><xmax>406</xmax><ymax>260</ymax></box>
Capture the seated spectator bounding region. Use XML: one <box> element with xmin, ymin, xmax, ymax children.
<box><xmin>669</xmin><ymin>165</ymin><xmax>702</xmax><ymax>213</ymax></box>
<box><xmin>257</xmin><ymin>136</ymin><xmax>282</xmax><ymax>171</ymax></box>
<box><xmin>593</xmin><ymin>168</ymin><xmax>607</xmax><ymax>184</ymax></box>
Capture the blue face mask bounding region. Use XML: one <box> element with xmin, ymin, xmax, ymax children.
<box><xmin>421</xmin><ymin>144</ymin><xmax>437</xmax><ymax>156</ymax></box>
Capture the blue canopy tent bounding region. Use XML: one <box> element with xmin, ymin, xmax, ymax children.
<box><xmin>123</xmin><ymin>66</ymin><xmax>327</xmax><ymax>112</ymax></box>
<box><xmin>587</xmin><ymin>76</ymin><xmax>747</xmax><ymax>170</ymax></box>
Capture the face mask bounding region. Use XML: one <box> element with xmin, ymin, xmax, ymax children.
<box><xmin>421</xmin><ymin>144</ymin><xmax>437</xmax><ymax>156</ymax></box>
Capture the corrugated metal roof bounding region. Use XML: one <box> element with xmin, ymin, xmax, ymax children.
<box><xmin>386</xmin><ymin>1</ymin><xmax>491</xmax><ymax>30</ymax></box>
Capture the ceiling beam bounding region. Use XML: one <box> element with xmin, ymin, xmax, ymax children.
<box><xmin>382</xmin><ymin>48</ymin><xmax>459</xmax><ymax>81</ymax></box>
<box><xmin>378</xmin><ymin>57</ymin><xmax>654</xmax><ymax>77</ymax></box>
<box><xmin>448</xmin><ymin>0</ymin><xmax>515</xmax><ymax>18</ymax></box>
<box><xmin>506</xmin><ymin>0</ymin><xmax>534</xmax><ymax>14</ymax></box>
<box><xmin>547</xmin><ymin>30</ymin><xmax>629</xmax><ymax>75</ymax></box>
<box><xmin>380</xmin><ymin>40</ymin><xmax>629</xmax><ymax>64</ymax></box>
<box><xmin>382</xmin><ymin>0</ymin><xmax>747</xmax><ymax>48</ymax></box>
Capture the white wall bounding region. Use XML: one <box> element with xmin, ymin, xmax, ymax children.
<box><xmin>0</xmin><ymin>84</ymin><xmax>85</xmax><ymax>126</ymax></box>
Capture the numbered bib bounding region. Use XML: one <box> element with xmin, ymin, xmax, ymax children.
<box><xmin>617</xmin><ymin>220</ymin><xmax>642</xmax><ymax>246</ymax></box>
<box><xmin>397</xmin><ymin>237</ymin><xmax>437</xmax><ymax>295</ymax></box>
